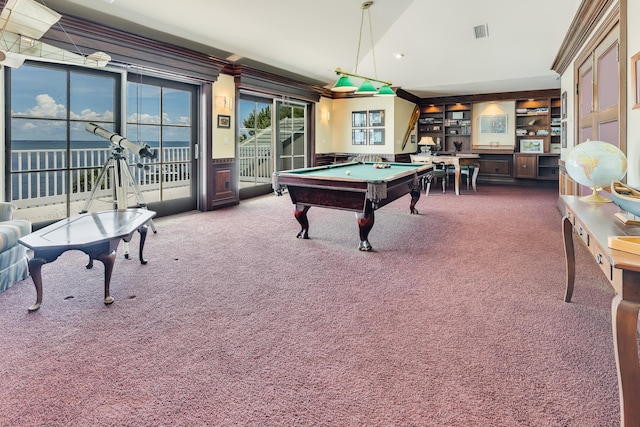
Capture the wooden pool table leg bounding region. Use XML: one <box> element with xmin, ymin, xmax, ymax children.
<box><xmin>356</xmin><ymin>209</ymin><xmax>374</xmax><ymax>251</ymax></box>
<box><xmin>409</xmin><ymin>186</ymin><xmax>421</xmax><ymax>215</ymax></box>
<box><xmin>294</xmin><ymin>204</ymin><xmax>310</xmax><ymax>239</ymax></box>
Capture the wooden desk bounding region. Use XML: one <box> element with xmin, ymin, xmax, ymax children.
<box><xmin>410</xmin><ymin>154</ymin><xmax>480</xmax><ymax>195</ymax></box>
<box><xmin>559</xmin><ymin>196</ymin><xmax>640</xmax><ymax>427</ymax></box>
<box><xmin>19</xmin><ymin>209</ymin><xmax>156</xmax><ymax>311</ymax></box>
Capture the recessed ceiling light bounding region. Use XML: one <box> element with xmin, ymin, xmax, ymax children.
<box><xmin>393</xmin><ymin>53</ymin><xmax>404</xmax><ymax>59</ymax></box>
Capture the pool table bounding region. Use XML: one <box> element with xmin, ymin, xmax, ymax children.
<box><xmin>272</xmin><ymin>161</ymin><xmax>432</xmax><ymax>251</ymax></box>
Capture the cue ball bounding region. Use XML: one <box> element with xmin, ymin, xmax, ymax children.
<box><xmin>346</xmin><ymin>170</ymin><xmax>351</xmax><ymax>175</ymax></box>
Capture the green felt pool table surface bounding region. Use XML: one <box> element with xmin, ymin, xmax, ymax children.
<box><xmin>280</xmin><ymin>162</ymin><xmax>427</xmax><ymax>181</ymax></box>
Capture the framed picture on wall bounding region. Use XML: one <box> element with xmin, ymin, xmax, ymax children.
<box><xmin>368</xmin><ymin>129</ymin><xmax>385</xmax><ymax>145</ymax></box>
<box><xmin>632</xmin><ymin>51</ymin><xmax>640</xmax><ymax>109</ymax></box>
<box><xmin>352</xmin><ymin>129</ymin><xmax>367</xmax><ymax>145</ymax></box>
<box><xmin>520</xmin><ymin>139</ymin><xmax>544</xmax><ymax>153</ymax></box>
<box><xmin>352</xmin><ymin>111</ymin><xmax>367</xmax><ymax>127</ymax></box>
<box><xmin>561</xmin><ymin>122</ymin><xmax>567</xmax><ymax>148</ymax></box>
<box><xmin>479</xmin><ymin>114</ymin><xmax>507</xmax><ymax>134</ymax></box>
<box><xmin>217</xmin><ymin>114</ymin><xmax>231</xmax><ymax>129</ymax></box>
<box><xmin>368</xmin><ymin>110</ymin><xmax>385</xmax><ymax>127</ymax></box>
<box><xmin>561</xmin><ymin>91</ymin><xmax>568</xmax><ymax>118</ymax></box>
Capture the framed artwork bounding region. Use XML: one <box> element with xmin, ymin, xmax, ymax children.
<box><xmin>217</xmin><ymin>114</ymin><xmax>231</xmax><ymax>129</ymax></box>
<box><xmin>368</xmin><ymin>129</ymin><xmax>385</xmax><ymax>145</ymax></box>
<box><xmin>561</xmin><ymin>122</ymin><xmax>567</xmax><ymax>148</ymax></box>
<box><xmin>632</xmin><ymin>51</ymin><xmax>640</xmax><ymax>109</ymax></box>
<box><xmin>352</xmin><ymin>129</ymin><xmax>367</xmax><ymax>145</ymax></box>
<box><xmin>368</xmin><ymin>110</ymin><xmax>385</xmax><ymax>127</ymax></box>
<box><xmin>352</xmin><ymin>111</ymin><xmax>367</xmax><ymax>127</ymax></box>
<box><xmin>561</xmin><ymin>91</ymin><xmax>568</xmax><ymax>118</ymax></box>
<box><xmin>479</xmin><ymin>114</ymin><xmax>507</xmax><ymax>134</ymax></box>
<box><xmin>520</xmin><ymin>139</ymin><xmax>544</xmax><ymax>153</ymax></box>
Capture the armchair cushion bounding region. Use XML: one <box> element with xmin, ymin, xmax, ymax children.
<box><xmin>0</xmin><ymin>220</ymin><xmax>31</xmax><ymax>253</ymax></box>
<box><xmin>0</xmin><ymin>202</ymin><xmax>16</xmax><ymax>222</ymax></box>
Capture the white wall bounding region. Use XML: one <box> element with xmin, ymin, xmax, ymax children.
<box><xmin>315</xmin><ymin>95</ymin><xmax>418</xmax><ymax>156</ymax></box>
<box><xmin>212</xmin><ymin>74</ymin><xmax>235</xmax><ymax>159</ymax></box>
<box><xmin>472</xmin><ymin>101</ymin><xmax>516</xmax><ymax>149</ymax></box>
<box><xmin>393</xmin><ymin>96</ymin><xmax>420</xmax><ymax>154</ymax></box>
<box><xmin>315</xmin><ymin>96</ymin><xmax>333</xmax><ymax>154</ymax></box>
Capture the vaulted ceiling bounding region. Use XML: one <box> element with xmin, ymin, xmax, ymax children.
<box><xmin>44</xmin><ymin>0</ymin><xmax>581</xmax><ymax>98</ymax></box>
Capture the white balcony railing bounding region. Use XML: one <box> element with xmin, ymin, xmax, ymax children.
<box><xmin>10</xmin><ymin>147</ymin><xmax>191</xmax><ymax>209</ymax></box>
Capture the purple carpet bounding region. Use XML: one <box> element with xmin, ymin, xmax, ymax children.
<box><xmin>0</xmin><ymin>185</ymin><xmax>622</xmax><ymax>426</ymax></box>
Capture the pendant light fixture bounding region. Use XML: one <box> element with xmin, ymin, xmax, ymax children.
<box><xmin>331</xmin><ymin>1</ymin><xmax>396</xmax><ymax>96</ymax></box>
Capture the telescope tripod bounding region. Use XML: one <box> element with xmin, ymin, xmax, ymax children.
<box><xmin>81</xmin><ymin>147</ymin><xmax>157</xmax><ymax>259</ymax></box>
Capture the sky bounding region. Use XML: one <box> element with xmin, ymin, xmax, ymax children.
<box><xmin>10</xmin><ymin>64</ymin><xmax>192</xmax><ymax>143</ymax></box>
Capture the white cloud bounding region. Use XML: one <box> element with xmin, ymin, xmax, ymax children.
<box><xmin>128</xmin><ymin>112</ymin><xmax>161</xmax><ymax>124</ymax></box>
<box><xmin>15</xmin><ymin>94</ymin><xmax>66</xmax><ymax>118</ymax></box>
<box><xmin>70</xmin><ymin>108</ymin><xmax>114</xmax><ymax>121</ymax></box>
<box><xmin>15</xmin><ymin>94</ymin><xmax>113</xmax><ymax>121</ymax></box>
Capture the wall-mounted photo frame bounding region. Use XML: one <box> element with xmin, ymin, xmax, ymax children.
<box><xmin>561</xmin><ymin>91</ymin><xmax>568</xmax><ymax>118</ymax></box>
<box><xmin>368</xmin><ymin>110</ymin><xmax>385</xmax><ymax>127</ymax></box>
<box><xmin>520</xmin><ymin>138</ymin><xmax>544</xmax><ymax>153</ymax></box>
<box><xmin>368</xmin><ymin>128</ymin><xmax>385</xmax><ymax>145</ymax></box>
<box><xmin>561</xmin><ymin>122</ymin><xmax>567</xmax><ymax>148</ymax></box>
<box><xmin>352</xmin><ymin>111</ymin><xmax>367</xmax><ymax>127</ymax></box>
<box><xmin>479</xmin><ymin>114</ymin><xmax>507</xmax><ymax>134</ymax></box>
<box><xmin>352</xmin><ymin>129</ymin><xmax>367</xmax><ymax>145</ymax></box>
<box><xmin>632</xmin><ymin>51</ymin><xmax>640</xmax><ymax>110</ymax></box>
<box><xmin>217</xmin><ymin>114</ymin><xmax>231</xmax><ymax>129</ymax></box>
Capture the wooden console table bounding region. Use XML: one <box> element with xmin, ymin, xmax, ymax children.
<box><xmin>559</xmin><ymin>195</ymin><xmax>640</xmax><ymax>427</ymax></box>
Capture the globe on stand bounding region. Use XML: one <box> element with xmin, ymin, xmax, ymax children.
<box><xmin>565</xmin><ymin>140</ymin><xmax>627</xmax><ymax>203</ymax></box>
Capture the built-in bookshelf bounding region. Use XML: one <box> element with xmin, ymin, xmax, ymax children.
<box><xmin>418</xmin><ymin>103</ymin><xmax>472</xmax><ymax>153</ymax></box>
<box><xmin>444</xmin><ymin>103</ymin><xmax>472</xmax><ymax>152</ymax></box>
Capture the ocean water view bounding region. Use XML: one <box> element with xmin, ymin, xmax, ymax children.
<box><xmin>9</xmin><ymin>140</ymin><xmax>191</xmax><ymax>202</ymax></box>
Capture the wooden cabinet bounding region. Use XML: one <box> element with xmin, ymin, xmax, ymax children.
<box><xmin>514</xmin><ymin>154</ymin><xmax>538</xmax><ymax>179</ymax></box>
<box><xmin>515</xmin><ymin>99</ymin><xmax>550</xmax><ymax>151</ymax></box>
<box><xmin>514</xmin><ymin>98</ymin><xmax>560</xmax><ymax>181</ymax></box>
<box><xmin>514</xmin><ymin>153</ymin><xmax>560</xmax><ymax>180</ymax></box>
<box><xmin>444</xmin><ymin>103</ymin><xmax>472</xmax><ymax>152</ymax></box>
<box><xmin>418</xmin><ymin>103</ymin><xmax>472</xmax><ymax>153</ymax></box>
<box><xmin>418</xmin><ymin>90</ymin><xmax>562</xmax><ymax>184</ymax></box>
<box><xmin>417</xmin><ymin>105</ymin><xmax>444</xmax><ymax>152</ymax></box>
<box><xmin>550</xmin><ymin>97</ymin><xmax>561</xmax><ymax>153</ymax></box>
<box><xmin>477</xmin><ymin>152</ymin><xmax>512</xmax><ymax>178</ymax></box>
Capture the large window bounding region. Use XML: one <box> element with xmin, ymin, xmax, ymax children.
<box><xmin>6</xmin><ymin>63</ymin><xmax>119</xmax><ymax>221</ymax></box>
<box><xmin>5</xmin><ymin>63</ymin><xmax>198</xmax><ymax>223</ymax></box>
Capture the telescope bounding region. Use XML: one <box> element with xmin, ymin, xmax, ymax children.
<box><xmin>85</xmin><ymin>122</ymin><xmax>157</xmax><ymax>160</ymax></box>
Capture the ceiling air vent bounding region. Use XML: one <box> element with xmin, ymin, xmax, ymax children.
<box><xmin>474</xmin><ymin>24</ymin><xmax>489</xmax><ymax>39</ymax></box>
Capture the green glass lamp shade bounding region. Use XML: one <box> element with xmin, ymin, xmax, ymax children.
<box><xmin>331</xmin><ymin>75</ymin><xmax>357</xmax><ymax>92</ymax></box>
<box><xmin>374</xmin><ymin>84</ymin><xmax>396</xmax><ymax>96</ymax></box>
<box><xmin>355</xmin><ymin>79</ymin><xmax>378</xmax><ymax>94</ymax></box>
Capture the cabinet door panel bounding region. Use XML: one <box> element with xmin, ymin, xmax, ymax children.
<box><xmin>514</xmin><ymin>154</ymin><xmax>537</xmax><ymax>179</ymax></box>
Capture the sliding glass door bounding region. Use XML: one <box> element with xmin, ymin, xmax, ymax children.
<box><xmin>126</xmin><ymin>74</ymin><xmax>198</xmax><ymax>216</ymax></box>
<box><xmin>275</xmin><ymin>100</ymin><xmax>307</xmax><ymax>171</ymax></box>
<box><xmin>238</xmin><ymin>97</ymin><xmax>273</xmax><ymax>187</ymax></box>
